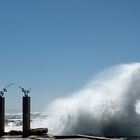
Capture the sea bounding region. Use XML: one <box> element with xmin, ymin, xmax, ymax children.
<box><xmin>5</xmin><ymin>112</ymin><xmax>48</xmax><ymax>132</ymax></box>
<box><xmin>4</xmin><ymin>63</ymin><xmax>140</xmax><ymax>138</ymax></box>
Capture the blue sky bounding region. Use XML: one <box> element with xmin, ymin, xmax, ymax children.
<box><xmin>0</xmin><ymin>0</ymin><xmax>140</xmax><ymax>112</ymax></box>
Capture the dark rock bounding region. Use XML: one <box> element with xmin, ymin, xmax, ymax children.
<box><xmin>8</xmin><ymin>130</ymin><xmax>22</xmax><ymax>135</ymax></box>
<box><xmin>7</xmin><ymin>128</ymin><xmax>48</xmax><ymax>136</ymax></box>
<box><xmin>29</xmin><ymin>128</ymin><xmax>48</xmax><ymax>135</ymax></box>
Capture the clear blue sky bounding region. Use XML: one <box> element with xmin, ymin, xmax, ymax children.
<box><xmin>0</xmin><ymin>0</ymin><xmax>140</xmax><ymax>112</ymax></box>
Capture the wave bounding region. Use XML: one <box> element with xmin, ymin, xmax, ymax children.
<box><xmin>33</xmin><ymin>63</ymin><xmax>140</xmax><ymax>136</ymax></box>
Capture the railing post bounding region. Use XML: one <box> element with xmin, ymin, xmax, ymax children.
<box><xmin>0</xmin><ymin>96</ymin><xmax>5</xmax><ymax>136</ymax></box>
<box><xmin>23</xmin><ymin>96</ymin><xmax>30</xmax><ymax>137</ymax></box>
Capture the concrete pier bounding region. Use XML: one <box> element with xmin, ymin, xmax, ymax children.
<box><xmin>23</xmin><ymin>96</ymin><xmax>30</xmax><ymax>137</ymax></box>
<box><xmin>0</xmin><ymin>96</ymin><xmax>5</xmax><ymax>136</ymax></box>
<box><xmin>0</xmin><ymin>134</ymin><xmax>112</xmax><ymax>140</ymax></box>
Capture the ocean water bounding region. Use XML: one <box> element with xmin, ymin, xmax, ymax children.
<box><xmin>5</xmin><ymin>63</ymin><xmax>140</xmax><ymax>137</ymax></box>
<box><xmin>5</xmin><ymin>112</ymin><xmax>48</xmax><ymax>132</ymax></box>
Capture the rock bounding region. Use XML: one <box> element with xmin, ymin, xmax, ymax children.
<box><xmin>29</xmin><ymin>128</ymin><xmax>48</xmax><ymax>135</ymax></box>
<box><xmin>8</xmin><ymin>130</ymin><xmax>22</xmax><ymax>135</ymax></box>
<box><xmin>7</xmin><ymin>128</ymin><xmax>48</xmax><ymax>136</ymax></box>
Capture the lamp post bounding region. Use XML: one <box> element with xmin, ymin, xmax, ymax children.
<box><xmin>19</xmin><ymin>86</ymin><xmax>31</xmax><ymax>137</ymax></box>
<box><xmin>0</xmin><ymin>94</ymin><xmax>4</xmax><ymax>136</ymax></box>
<box><xmin>0</xmin><ymin>83</ymin><xmax>14</xmax><ymax>137</ymax></box>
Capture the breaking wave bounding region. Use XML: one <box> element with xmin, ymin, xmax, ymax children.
<box><xmin>33</xmin><ymin>63</ymin><xmax>140</xmax><ymax>136</ymax></box>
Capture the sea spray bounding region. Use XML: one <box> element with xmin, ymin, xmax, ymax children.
<box><xmin>32</xmin><ymin>63</ymin><xmax>140</xmax><ymax>136</ymax></box>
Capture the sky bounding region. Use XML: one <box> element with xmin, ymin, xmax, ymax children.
<box><xmin>0</xmin><ymin>0</ymin><xmax>140</xmax><ymax>112</ymax></box>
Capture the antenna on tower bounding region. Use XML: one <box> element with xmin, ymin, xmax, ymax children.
<box><xmin>0</xmin><ymin>83</ymin><xmax>14</xmax><ymax>97</ymax></box>
<box><xmin>18</xmin><ymin>86</ymin><xmax>31</xmax><ymax>97</ymax></box>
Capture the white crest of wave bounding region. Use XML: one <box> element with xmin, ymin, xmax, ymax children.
<box><xmin>33</xmin><ymin>63</ymin><xmax>140</xmax><ymax>136</ymax></box>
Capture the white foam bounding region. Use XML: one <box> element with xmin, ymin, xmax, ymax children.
<box><xmin>32</xmin><ymin>63</ymin><xmax>140</xmax><ymax>136</ymax></box>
